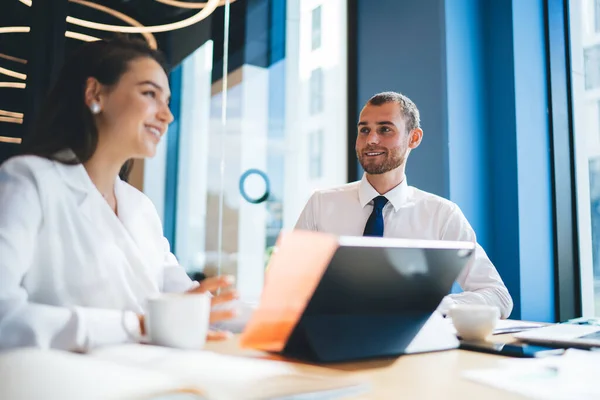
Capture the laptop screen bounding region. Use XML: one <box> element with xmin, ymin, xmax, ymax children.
<box><xmin>303</xmin><ymin>237</ymin><xmax>475</xmax><ymax>315</ymax></box>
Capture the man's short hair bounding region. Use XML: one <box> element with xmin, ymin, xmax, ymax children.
<box><xmin>367</xmin><ymin>91</ymin><xmax>421</xmax><ymax>132</ymax></box>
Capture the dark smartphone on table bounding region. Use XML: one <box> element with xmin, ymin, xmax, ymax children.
<box><xmin>459</xmin><ymin>340</ymin><xmax>565</xmax><ymax>358</ymax></box>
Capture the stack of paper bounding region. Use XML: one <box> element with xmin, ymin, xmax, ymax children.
<box><xmin>0</xmin><ymin>348</ymin><xmax>192</xmax><ymax>400</ymax></box>
<box><xmin>92</xmin><ymin>344</ymin><xmax>369</xmax><ymax>400</ymax></box>
<box><xmin>463</xmin><ymin>349</ymin><xmax>600</xmax><ymax>399</ymax></box>
<box><xmin>0</xmin><ymin>345</ymin><xmax>369</xmax><ymax>400</ymax></box>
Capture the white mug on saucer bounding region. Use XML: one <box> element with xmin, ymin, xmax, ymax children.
<box><xmin>448</xmin><ymin>304</ymin><xmax>500</xmax><ymax>341</ymax></box>
<box><xmin>125</xmin><ymin>293</ymin><xmax>211</xmax><ymax>349</ymax></box>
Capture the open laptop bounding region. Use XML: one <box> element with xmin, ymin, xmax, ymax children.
<box><xmin>280</xmin><ymin>235</ymin><xmax>476</xmax><ymax>362</ymax></box>
<box><xmin>514</xmin><ymin>323</ymin><xmax>600</xmax><ymax>349</ymax></box>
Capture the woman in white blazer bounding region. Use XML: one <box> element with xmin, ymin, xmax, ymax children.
<box><xmin>0</xmin><ymin>37</ymin><xmax>236</xmax><ymax>351</ymax></box>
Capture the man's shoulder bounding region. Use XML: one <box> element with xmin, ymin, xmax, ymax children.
<box><xmin>409</xmin><ymin>186</ymin><xmax>458</xmax><ymax>213</ymax></box>
<box><xmin>311</xmin><ymin>181</ymin><xmax>361</xmax><ymax>199</ymax></box>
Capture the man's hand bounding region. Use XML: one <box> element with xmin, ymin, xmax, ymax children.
<box><xmin>187</xmin><ymin>275</ymin><xmax>239</xmax><ymax>340</ymax></box>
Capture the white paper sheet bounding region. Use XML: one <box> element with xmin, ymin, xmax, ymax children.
<box><xmin>445</xmin><ymin>318</ymin><xmax>545</xmax><ymax>336</ymax></box>
<box><xmin>463</xmin><ymin>349</ymin><xmax>600</xmax><ymax>400</ymax></box>
<box><xmin>91</xmin><ymin>344</ymin><xmax>369</xmax><ymax>400</ymax></box>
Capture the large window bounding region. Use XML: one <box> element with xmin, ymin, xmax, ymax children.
<box><xmin>144</xmin><ymin>0</ymin><xmax>348</xmax><ymax>302</ymax></box>
<box><xmin>571</xmin><ymin>0</ymin><xmax>600</xmax><ymax>316</ymax></box>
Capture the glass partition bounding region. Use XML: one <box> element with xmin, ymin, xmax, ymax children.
<box><xmin>144</xmin><ymin>0</ymin><xmax>348</xmax><ymax>302</ymax></box>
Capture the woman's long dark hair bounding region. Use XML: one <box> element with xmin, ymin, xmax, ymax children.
<box><xmin>21</xmin><ymin>36</ymin><xmax>168</xmax><ymax>181</ymax></box>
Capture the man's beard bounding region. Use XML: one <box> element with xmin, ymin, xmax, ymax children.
<box><xmin>357</xmin><ymin>146</ymin><xmax>405</xmax><ymax>175</ymax></box>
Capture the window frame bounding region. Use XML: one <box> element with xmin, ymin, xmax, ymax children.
<box><xmin>545</xmin><ymin>0</ymin><xmax>582</xmax><ymax>321</ymax></box>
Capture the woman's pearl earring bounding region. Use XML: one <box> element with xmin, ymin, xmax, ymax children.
<box><xmin>90</xmin><ymin>102</ymin><xmax>101</xmax><ymax>114</ymax></box>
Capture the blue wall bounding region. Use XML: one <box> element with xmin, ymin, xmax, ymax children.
<box><xmin>484</xmin><ymin>0</ymin><xmax>523</xmax><ymax>319</ymax></box>
<box><xmin>511</xmin><ymin>0</ymin><xmax>554</xmax><ymax>321</ymax></box>
<box><xmin>356</xmin><ymin>0</ymin><xmax>449</xmax><ymax>198</ymax></box>
<box><xmin>356</xmin><ymin>0</ymin><xmax>555</xmax><ymax>321</ymax></box>
<box><xmin>445</xmin><ymin>0</ymin><xmax>490</xmax><ymax>248</ymax></box>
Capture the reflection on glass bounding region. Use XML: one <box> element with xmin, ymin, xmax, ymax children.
<box><xmin>164</xmin><ymin>0</ymin><xmax>348</xmax><ymax>302</ymax></box>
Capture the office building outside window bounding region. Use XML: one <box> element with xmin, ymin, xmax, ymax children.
<box><xmin>308</xmin><ymin>130</ymin><xmax>323</xmax><ymax>179</ymax></box>
<box><xmin>309</xmin><ymin>67</ymin><xmax>323</xmax><ymax>115</ymax></box>
<box><xmin>311</xmin><ymin>6</ymin><xmax>322</xmax><ymax>50</ymax></box>
<box><xmin>584</xmin><ymin>45</ymin><xmax>600</xmax><ymax>90</ymax></box>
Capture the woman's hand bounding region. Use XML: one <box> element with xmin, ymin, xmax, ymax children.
<box><xmin>186</xmin><ymin>275</ymin><xmax>238</xmax><ymax>340</ymax></box>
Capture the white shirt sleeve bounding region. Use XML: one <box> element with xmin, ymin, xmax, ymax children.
<box><xmin>294</xmin><ymin>192</ymin><xmax>318</xmax><ymax>231</ymax></box>
<box><xmin>0</xmin><ymin>162</ymin><xmax>140</xmax><ymax>352</ymax></box>
<box><xmin>160</xmin><ymin>237</ymin><xmax>198</xmax><ymax>293</ymax></box>
<box><xmin>437</xmin><ymin>205</ymin><xmax>514</xmax><ymax>319</ymax></box>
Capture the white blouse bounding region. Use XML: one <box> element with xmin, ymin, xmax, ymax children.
<box><xmin>0</xmin><ymin>155</ymin><xmax>195</xmax><ymax>351</ymax></box>
<box><xmin>295</xmin><ymin>174</ymin><xmax>514</xmax><ymax>318</ymax></box>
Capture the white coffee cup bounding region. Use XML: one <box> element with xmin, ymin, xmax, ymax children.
<box><xmin>126</xmin><ymin>293</ymin><xmax>211</xmax><ymax>349</ymax></box>
<box><xmin>448</xmin><ymin>304</ymin><xmax>500</xmax><ymax>341</ymax></box>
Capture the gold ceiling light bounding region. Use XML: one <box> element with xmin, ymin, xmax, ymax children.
<box><xmin>0</xmin><ymin>53</ymin><xmax>27</xmax><ymax>64</ymax></box>
<box><xmin>65</xmin><ymin>31</ymin><xmax>100</xmax><ymax>42</ymax></box>
<box><xmin>0</xmin><ymin>117</ymin><xmax>23</xmax><ymax>125</ymax></box>
<box><xmin>15</xmin><ymin>0</ymin><xmax>155</xmax><ymax>48</ymax></box>
<box><xmin>0</xmin><ymin>136</ymin><xmax>23</xmax><ymax>143</ymax></box>
<box><xmin>0</xmin><ymin>82</ymin><xmax>26</xmax><ymax>88</ymax></box>
<box><xmin>68</xmin><ymin>0</ymin><xmax>157</xmax><ymax>49</ymax></box>
<box><xmin>0</xmin><ymin>67</ymin><xmax>26</xmax><ymax>80</ymax></box>
<box><xmin>5</xmin><ymin>0</ymin><xmax>227</xmax><ymax>82</ymax></box>
<box><xmin>0</xmin><ymin>27</ymin><xmax>30</xmax><ymax>34</ymax></box>
<box><xmin>0</xmin><ymin>28</ymin><xmax>28</xmax><ymax>79</ymax></box>
<box><xmin>0</xmin><ymin>109</ymin><xmax>24</xmax><ymax>126</ymax></box>
<box><xmin>154</xmin><ymin>0</ymin><xmax>235</xmax><ymax>9</ymax></box>
<box><xmin>66</xmin><ymin>0</ymin><xmax>220</xmax><ymax>33</ymax></box>
<box><xmin>17</xmin><ymin>0</ymin><xmax>226</xmax><ymax>47</ymax></box>
<box><xmin>0</xmin><ymin>110</ymin><xmax>24</xmax><ymax>119</ymax></box>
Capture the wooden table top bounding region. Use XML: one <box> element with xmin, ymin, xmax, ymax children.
<box><xmin>205</xmin><ymin>334</ymin><xmax>528</xmax><ymax>399</ymax></box>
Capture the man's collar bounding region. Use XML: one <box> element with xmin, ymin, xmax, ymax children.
<box><xmin>358</xmin><ymin>173</ymin><xmax>409</xmax><ymax>211</ymax></box>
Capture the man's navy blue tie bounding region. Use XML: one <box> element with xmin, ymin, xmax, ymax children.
<box><xmin>363</xmin><ymin>196</ymin><xmax>388</xmax><ymax>237</ymax></box>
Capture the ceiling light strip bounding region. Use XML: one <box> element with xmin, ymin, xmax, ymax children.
<box><xmin>0</xmin><ymin>110</ymin><xmax>24</xmax><ymax>118</ymax></box>
<box><xmin>0</xmin><ymin>27</ymin><xmax>30</xmax><ymax>34</ymax></box>
<box><xmin>0</xmin><ymin>135</ymin><xmax>23</xmax><ymax>144</ymax></box>
<box><xmin>0</xmin><ymin>82</ymin><xmax>26</xmax><ymax>89</ymax></box>
<box><xmin>66</xmin><ymin>0</ymin><xmax>219</xmax><ymax>33</ymax></box>
<box><xmin>65</xmin><ymin>31</ymin><xmax>100</xmax><ymax>42</ymax></box>
<box><xmin>67</xmin><ymin>0</ymin><xmax>157</xmax><ymax>49</ymax></box>
<box><xmin>0</xmin><ymin>117</ymin><xmax>23</xmax><ymax>125</ymax></box>
<box><xmin>0</xmin><ymin>67</ymin><xmax>26</xmax><ymax>80</ymax></box>
<box><xmin>19</xmin><ymin>0</ymin><xmax>32</xmax><ymax>6</ymax></box>
<box><xmin>154</xmin><ymin>0</ymin><xmax>235</xmax><ymax>9</ymax></box>
<box><xmin>0</xmin><ymin>52</ymin><xmax>27</xmax><ymax>64</ymax></box>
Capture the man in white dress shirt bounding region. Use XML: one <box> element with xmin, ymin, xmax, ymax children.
<box><xmin>295</xmin><ymin>91</ymin><xmax>513</xmax><ymax>318</ymax></box>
